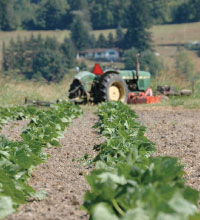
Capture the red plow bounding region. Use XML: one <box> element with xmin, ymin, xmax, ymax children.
<box><xmin>128</xmin><ymin>88</ymin><xmax>161</xmax><ymax>104</ymax></box>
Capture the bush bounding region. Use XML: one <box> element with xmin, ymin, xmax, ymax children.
<box><xmin>176</xmin><ymin>51</ymin><xmax>195</xmax><ymax>79</ymax></box>
<box><xmin>32</xmin><ymin>49</ymin><xmax>67</xmax><ymax>82</ymax></box>
<box><xmin>2</xmin><ymin>35</ymin><xmax>76</xmax><ymax>82</ymax></box>
<box><xmin>124</xmin><ymin>48</ymin><xmax>163</xmax><ymax>76</ymax></box>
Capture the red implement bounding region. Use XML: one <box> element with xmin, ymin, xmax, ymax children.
<box><xmin>128</xmin><ymin>88</ymin><xmax>161</xmax><ymax>104</ymax></box>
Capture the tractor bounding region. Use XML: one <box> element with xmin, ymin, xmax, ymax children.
<box><xmin>68</xmin><ymin>55</ymin><xmax>151</xmax><ymax>104</ymax></box>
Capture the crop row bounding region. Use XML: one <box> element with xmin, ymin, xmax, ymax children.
<box><xmin>0</xmin><ymin>101</ymin><xmax>82</xmax><ymax>219</ymax></box>
<box><xmin>83</xmin><ymin>102</ymin><xmax>200</xmax><ymax>220</ymax></box>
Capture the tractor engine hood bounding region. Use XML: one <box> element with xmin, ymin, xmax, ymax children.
<box><xmin>74</xmin><ymin>71</ymin><xmax>99</xmax><ymax>93</ymax></box>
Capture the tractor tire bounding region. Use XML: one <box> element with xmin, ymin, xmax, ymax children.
<box><xmin>68</xmin><ymin>79</ymin><xmax>84</xmax><ymax>100</ymax></box>
<box><xmin>98</xmin><ymin>74</ymin><xmax>128</xmax><ymax>103</ymax></box>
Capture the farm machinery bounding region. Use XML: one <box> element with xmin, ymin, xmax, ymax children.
<box><xmin>69</xmin><ymin>55</ymin><xmax>161</xmax><ymax>104</ymax></box>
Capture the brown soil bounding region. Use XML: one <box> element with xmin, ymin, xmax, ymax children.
<box><xmin>1</xmin><ymin>107</ymin><xmax>200</xmax><ymax>219</ymax></box>
<box><xmin>134</xmin><ymin>107</ymin><xmax>200</xmax><ymax>207</ymax></box>
<box><xmin>5</xmin><ymin>112</ymin><xmax>101</xmax><ymax>220</ymax></box>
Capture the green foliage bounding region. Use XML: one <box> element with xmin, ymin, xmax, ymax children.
<box><xmin>124</xmin><ymin>48</ymin><xmax>163</xmax><ymax>76</ymax></box>
<box><xmin>83</xmin><ymin>102</ymin><xmax>200</xmax><ymax>220</ymax></box>
<box><xmin>123</xmin><ymin>0</ymin><xmax>153</xmax><ymax>51</ymax></box>
<box><xmin>0</xmin><ymin>0</ymin><xmax>18</xmax><ymax>31</ymax></box>
<box><xmin>96</xmin><ymin>34</ymin><xmax>108</xmax><ymax>48</ymax></box>
<box><xmin>0</xmin><ymin>0</ymin><xmax>199</xmax><ymax>31</ymax></box>
<box><xmin>88</xmin><ymin>0</ymin><xmax>130</xmax><ymax>30</ymax></box>
<box><xmin>116</xmin><ymin>25</ymin><xmax>124</xmax><ymax>49</ymax></box>
<box><xmin>70</xmin><ymin>16</ymin><xmax>91</xmax><ymax>51</ymax></box>
<box><xmin>176</xmin><ymin>51</ymin><xmax>195</xmax><ymax>80</ymax></box>
<box><xmin>35</xmin><ymin>0</ymin><xmax>69</xmax><ymax>30</ymax></box>
<box><xmin>60</xmin><ymin>37</ymin><xmax>76</xmax><ymax>68</ymax></box>
<box><xmin>0</xmin><ymin>101</ymin><xmax>83</xmax><ymax>218</ymax></box>
<box><xmin>173</xmin><ymin>0</ymin><xmax>200</xmax><ymax>23</ymax></box>
<box><xmin>108</xmin><ymin>33</ymin><xmax>115</xmax><ymax>48</ymax></box>
<box><xmin>14</xmin><ymin>0</ymin><xmax>39</xmax><ymax>30</ymax></box>
<box><xmin>32</xmin><ymin>48</ymin><xmax>67</xmax><ymax>82</ymax></box>
<box><xmin>2</xmin><ymin>35</ymin><xmax>76</xmax><ymax>82</ymax></box>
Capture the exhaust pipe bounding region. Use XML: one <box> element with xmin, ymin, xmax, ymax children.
<box><xmin>136</xmin><ymin>53</ymin><xmax>140</xmax><ymax>80</ymax></box>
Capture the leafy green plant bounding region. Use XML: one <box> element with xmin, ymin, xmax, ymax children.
<box><xmin>83</xmin><ymin>102</ymin><xmax>200</xmax><ymax>220</ymax></box>
<box><xmin>0</xmin><ymin>101</ymin><xmax>82</xmax><ymax>218</ymax></box>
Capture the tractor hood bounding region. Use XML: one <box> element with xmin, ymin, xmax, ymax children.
<box><xmin>74</xmin><ymin>71</ymin><xmax>99</xmax><ymax>93</ymax></box>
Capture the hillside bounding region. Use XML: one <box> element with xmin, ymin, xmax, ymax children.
<box><xmin>152</xmin><ymin>22</ymin><xmax>200</xmax><ymax>70</ymax></box>
<box><xmin>1</xmin><ymin>22</ymin><xmax>200</xmax><ymax>69</ymax></box>
<box><xmin>1</xmin><ymin>22</ymin><xmax>200</xmax><ymax>106</ymax></box>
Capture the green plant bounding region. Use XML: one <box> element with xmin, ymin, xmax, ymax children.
<box><xmin>2</xmin><ymin>35</ymin><xmax>75</xmax><ymax>82</ymax></box>
<box><xmin>176</xmin><ymin>51</ymin><xmax>195</xmax><ymax>80</ymax></box>
<box><xmin>83</xmin><ymin>102</ymin><xmax>200</xmax><ymax>220</ymax></box>
<box><xmin>0</xmin><ymin>101</ymin><xmax>83</xmax><ymax>218</ymax></box>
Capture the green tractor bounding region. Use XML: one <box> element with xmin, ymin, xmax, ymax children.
<box><xmin>69</xmin><ymin>56</ymin><xmax>151</xmax><ymax>104</ymax></box>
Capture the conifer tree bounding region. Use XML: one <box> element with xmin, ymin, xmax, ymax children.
<box><xmin>116</xmin><ymin>25</ymin><xmax>124</xmax><ymax>48</ymax></box>
<box><xmin>108</xmin><ymin>32</ymin><xmax>115</xmax><ymax>48</ymax></box>
<box><xmin>0</xmin><ymin>0</ymin><xmax>17</xmax><ymax>30</ymax></box>
<box><xmin>123</xmin><ymin>0</ymin><xmax>153</xmax><ymax>51</ymax></box>
<box><xmin>96</xmin><ymin>34</ymin><xmax>108</xmax><ymax>48</ymax></box>
<box><xmin>70</xmin><ymin>16</ymin><xmax>90</xmax><ymax>51</ymax></box>
<box><xmin>61</xmin><ymin>37</ymin><xmax>76</xmax><ymax>68</ymax></box>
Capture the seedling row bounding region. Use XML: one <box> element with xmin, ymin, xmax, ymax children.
<box><xmin>0</xmin><ymin>102</ymin><xmax>82</xmax><ymax>219</ymax></box>
<box><xmin>83</xmin><ymin>102</ymin><xmax>200</xmax><ymax>220</ymax></box>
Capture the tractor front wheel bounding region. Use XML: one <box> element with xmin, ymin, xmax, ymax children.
<box><xmin>98</xmin><ymin>74</ymin><xmax>128</xmax><ymax>103</ymax></box>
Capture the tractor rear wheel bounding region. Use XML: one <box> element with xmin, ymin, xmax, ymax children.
<box><xmin>98</xmin><ymin>74</ymin><xmax>128</xmax><ymax>103</ymax></box>
<box><xmin>68</xmin><ymin>79</ymin><xmax>85</xmax><ymax>102</ymax></box>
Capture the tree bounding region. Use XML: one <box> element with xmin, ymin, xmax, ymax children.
<box><xmin>14</xmin><ymin>0</ymin><xmax>39</xmax><ymax>30</ymax></box>
<box><xmin>108</xmin><ymin>32</ymin><xmax>115</xmax><ymax>48</ymax></box>
<box><xmin>35</xmin><ymin>0</ymin><xmax>69</xmax><ymax>30</ymax></box>
<box><xmin>0</xmin><ymin>0</ymin><xmax>18</xmax><ymax>30</ymax></box>
<box><xmin>60</xmin><ymin>37</ymin><xmax>76</xmax><ymax>68</ymax></box>
<box><xmin>96</xmin><ymin>34</ymin><xmax>108</xmax><ymax>48</ymax></box>
<box><xmin>123</xmin><ymin>0</ymin><xmax>153</xmax><ymax>51</ymax></box>
<box><xmin>89</xmin><ymin>34</ymin><xmax>96</xmax><ymax>48</ymax></box>
<box><xmin>116</xmin><ymin>25</ymin><xmax>124</xmax><ymax>48</ymax></box>
<box><xmin>176</xmin><ymin>51</ymin><xmax>195</xmax><ymax>79</ymax></box>
<box><xmin>184</xmin><ymin>0</ymin><xmax>200</xmax><ymax>22</ymax></box>
<box><xmin>32</xmin><ymin>48</ymin><xmax>67</xmax><ymax>82</ymax></box>
<box><xmin>2</xmin><ymin>35</ymin><xmax>73</xmax><ymax>82</ymax></box>
<box><xmin>70</xmin><ymin>16</ymin><xmax>90</xmax><ymax>51</ymax></box>
<box><xmin>124</xmin><ymin>48</ymin><xmax>163</xmax><ymax>76</ymax></box>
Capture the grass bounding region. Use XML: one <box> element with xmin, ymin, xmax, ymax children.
<box><xmin>151</xmin><ymin>22</ymin><xmax>200</xmax><ymax>71</ymax></box>
<box><xmin>131</xmin><ymin>95</ymin><xmax>200</xmax><ymax>110</ymax></box>
<box><xmin>0</xmin><ymin>72</ymin><xmax>75</xmax><ymax>106</ymax></box>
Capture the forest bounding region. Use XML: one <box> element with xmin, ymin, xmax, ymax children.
<box><xmin>0</xmin><ymin>0</ymin><xmax>199</xmax><ymax>31</ymax></box>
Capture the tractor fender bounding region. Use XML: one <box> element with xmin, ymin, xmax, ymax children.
<box><xmin>74</xmin><ymin>71</ymin><xmax>98</xmax><ymax>93</ymax></box>
<box><xmin>99</xmin><ymin>69</ymin><xmax>120</xmax><ymax>82</ymax></box>
<box><xmin>102</xmin><ymin>69</ymin><xmax>134</xmax><ymax>81</ymax></box>
<box><xmin>103</xmin><ymin>69</ymin><xmax>120</xmax><ymax>76</ymax></box>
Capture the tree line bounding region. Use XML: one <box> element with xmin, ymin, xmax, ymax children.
<box><xmin>1</xmin><ymin>0</ymin><xmax>164</xmax><ymax>82</ymax></box>
<box><xmin>0</xmin><ymin>0</ymin><xmax>199</xmax><ymax>31</ymax></box>
<box><xmin>3</xmin><ymin>0</ymin><xmax>198</xmax><ymax>83</ymax></box>
<box><xmin>2</xmin><ymin>35</ymin><xmax>76</xmax><ymax>82</ymax></box>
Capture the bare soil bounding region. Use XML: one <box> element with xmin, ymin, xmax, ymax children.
<box><xmin>1</xmin><ymin>107</ymin><xmax>200</xmax><ymax>219</ymax></box>
<box><xmin>134</xmin><ymin>107</ymin><xmax>200</xmax><ymax>207</ymax></box>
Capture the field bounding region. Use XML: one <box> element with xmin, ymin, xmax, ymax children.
<box><xmin>1</xmin><ymin>104</ymin><xmax>200</xmax><ymax>219</ymax></box>
<box><xmin>0</xmin><ymin>23</ymin><xmax>200</xmax><ymax>219</ymax></box>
